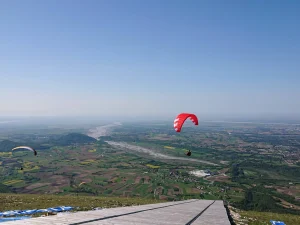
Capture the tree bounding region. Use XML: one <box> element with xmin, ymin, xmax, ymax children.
<box><xmin>243</xmin><ymin>190</ymin><xmax>253</xmax><ymax>209</ymax></box>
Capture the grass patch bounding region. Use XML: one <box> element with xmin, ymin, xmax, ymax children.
<box><xmin>0</xmin><ymin>194</ymin><xmax>165</xmax><ymax>211</ymax></box>
<box><xmin>244</xmin><ymin>170</ymin><xmax>257</xmax><ymax>177</ymax></box>
<box><xmin>20</xmin><ymin>165</ymin><xmax>40</xmax><ymax>173</ymax></box>
<box><xmin>240</xmin><ymin>210</ymin><xmax>300</xmax><ymax>225</ymax></box>
<box><xmin>80</xmin><ymin>159</ymin><xmax>96</xmax><ymax>165</ymax></box>
<box><xmin>3</xmin><ymin>180</ymin><xmax>23</xmax><ymax>186</ymax></box>
<box><xmin>0</xmin><ymin>152</ymin><xmax>12</xmax><ymax>158</ymax></box>
<box><xmin>146</xmin><ymin>164</ymin><xmax>160</xmax><ymax>169</ymax></box>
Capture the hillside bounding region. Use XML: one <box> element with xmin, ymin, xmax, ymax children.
<box><xmin>1</xmin><ymin>123</ymin><xmax>300</xmax><ymax>224</ymax></box>
<box><xmin>0</xmin><ymin>140</ymin><xmax>21</xmax><ymax>152</ymax></box>
<box><xmin>229</xmin><ymin>205</ymin><xmax>300</xmax><ymax>225</ymax></box>
<box><xmin>53</xmin><ymin>133</ymin><xmax>97</xmax><ymax>146</ymax></box>
<box><xmin>0</xmin><ymin>133</ymin><xmax>97</xmax><ymax>152</ymax></box>
<box><xmin>0</xmin><ymin>184</ymin><xmax>11</xmax><ymax>193</ymax></box>
<box><xmin>0</xmin><ymin>194</ymin><xmax>164</xmax><ymax>212</ymax></box>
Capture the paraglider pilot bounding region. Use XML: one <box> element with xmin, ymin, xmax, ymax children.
<box><xmin>185</xmin><ymin>150</ymin><xmax>192</xmax><ymax>156</ymax></box>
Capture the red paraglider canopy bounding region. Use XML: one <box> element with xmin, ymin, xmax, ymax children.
<box><xmin>174</xmin><ymin>113</ymin><xmax>198</xmax><ymax>132</ymax></box>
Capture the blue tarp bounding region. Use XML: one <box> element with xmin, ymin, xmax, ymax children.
<box><xmin>0</xmin><ymin>206</ymin><xmax>74</xmax><ymax>217</ymax></box>
<box><xmin>270</xmin><ymin>220</ymin><xmax>286</xmax><ymax>225</ymax></box>
<box><xmin>0</xmin><ymin>217</ymin><xmax>30</xmax><ymax>223</ymax></box>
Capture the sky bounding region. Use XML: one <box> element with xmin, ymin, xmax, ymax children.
<box><xmin>0</xmin><ymin>0</ymin><xmax>300</xmax><ymax>119</ymax></box>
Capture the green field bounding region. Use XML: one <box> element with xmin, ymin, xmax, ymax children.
<box><xmin>240</xmin><ymin>210</ymin><xmax>300</xmax><ymax>225</ymax></box>
<box><xmin>0</xmin><ymin>193</ymin><xmax>164</xmax><ymax>212</ymax></box>
<box><xmin>0</xmin><ymin>121</ymin><xmax>300</xmax><ymax>223</ymax></box>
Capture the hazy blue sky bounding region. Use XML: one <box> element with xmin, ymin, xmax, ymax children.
<box><xmin>1</xmin><ymin>0</ymin><xmax>299</xmax><ymax>118</ymax></box>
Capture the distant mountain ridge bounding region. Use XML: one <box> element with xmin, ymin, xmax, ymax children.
<box><xmin>0</xmin><ymin>140</ymin><xmax>21</xmax><ymax>152</ymax></box>
<box><xmin>0</xmin><ymin>133</ymin><xmax>97</xmax><ymax>152</ymax></box>
<box><xmin>53</xmin><ymin>133</ymin><xmax>97</xmax><ymax>146</ymax></box>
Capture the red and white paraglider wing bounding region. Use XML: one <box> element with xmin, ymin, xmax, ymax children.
<box><xmin>174</xmin><ymin>113</ymin><xmax>198</xmax><ymax>132</ymax></box>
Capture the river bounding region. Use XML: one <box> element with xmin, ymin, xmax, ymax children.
<box><xmin>87</xmin><ymin>123</ymin><xmax>218</xmax><ymax>166</ymax></box>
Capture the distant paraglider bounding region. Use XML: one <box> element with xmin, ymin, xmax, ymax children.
<box><xmin>12</xmin><ymin>146</ymin><xmax>37</xmax><ymax>156</ymax></box>
<box><xmin>174</xmin><ymin>113</ymin><xmax>199</xmax><ymax>157</ymax></box>
<box><xmin>79</xmin><ymin>182</ymin><xmax>86</xmax><ymax>187</ymax></box>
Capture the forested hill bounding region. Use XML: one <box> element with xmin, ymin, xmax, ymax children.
<box><xmin>0</xmin><ymin>140</ymin><xmax>21</xmax><ymax>152</ymax></box>
<box><xmin>0</xmin><ymin>133</ymin><xmax>97</xmax><ymax>152</ymax></box>
<box><xmin>53</xmin><ymin>133</ymin><xmax>97</xmax><ymax>146</ymax></box>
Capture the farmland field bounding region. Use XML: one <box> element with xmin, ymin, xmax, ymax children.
<box><xmin>0</xmin><ymin>120</ymin><xmax>300</xmax><ymax>223</ymax></box>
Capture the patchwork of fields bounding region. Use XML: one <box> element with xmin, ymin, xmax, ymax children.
<box><xmin>0</xmin><ymin>121</ymin><xmax>300</xmax><ymax>224</ymax></box>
